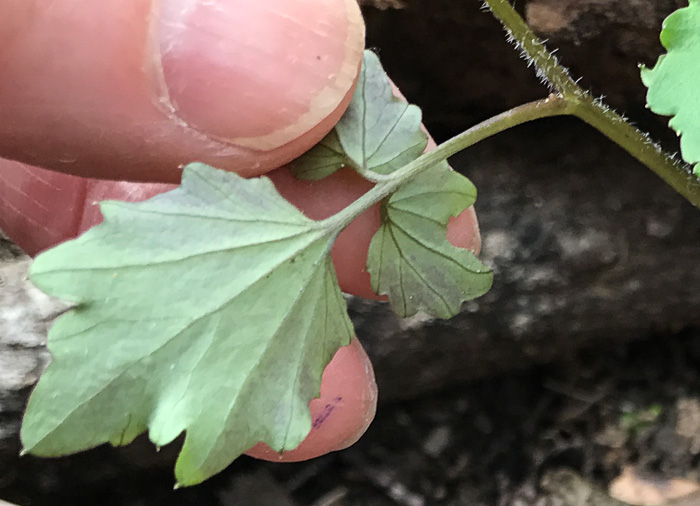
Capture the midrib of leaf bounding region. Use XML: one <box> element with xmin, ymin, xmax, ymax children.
<box><xmin>36</xmin><ymin>230</ymin><xmax>323</xmax><ymax>274</ymax></box>
<box><xmin>365</xmin><ymin>105</ymin><xmax>413</xmax><ymax>169</ymax></box>
<box><xmin>390</xmin><ymin>218</ymin><xmax>480</xmax><ymax>273</ymax></box>
<box><xmin>387</xmin><ymin>207</ymin><xmax>444</xmax><ymax>227</ymax></box>
<box><xmin>196</xmin><ymin>250</ymin><xmax>332</xmax><ymax>462</ymax></box>
<box><xmin>390</xmin><ymin>189</ymin><xmax>476</xmax><ymax>204</ymax></box>
<box><xmin>360</xmin><ymin>65</ymin><xmax>369</xmax><ymax>171</ymax></box>
<box><xmin>101</xmin><ymin>201</ymin><xmax>312</xmax><ymax>228</ymax></box>
<box><xmin>386</xmin><ymin>223</ymin><xmax>453</xmax><ymax>315</ymax></box>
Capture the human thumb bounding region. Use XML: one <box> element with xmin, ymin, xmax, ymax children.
<box><xmin>0</xmin><ymin>0</ymin><xmax>364</xmax><ymax>182</ymax></box>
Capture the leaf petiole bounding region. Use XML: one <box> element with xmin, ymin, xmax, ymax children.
<box><xmin>322</xmin><ymin>96</ymin><xmax>575</xmax><ymax>231</ymax></box>
<box><xmin>481</xmin><ymin>0</ymin><xmax>700</xmax><ymax>208</ymax></box>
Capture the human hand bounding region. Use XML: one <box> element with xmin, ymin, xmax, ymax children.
<box><xmin>0</xmin><ymin>0</ymin><xmax>480</xmax><ymax>462</ymax></box>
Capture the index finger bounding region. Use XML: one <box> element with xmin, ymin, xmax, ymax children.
<box><xmin>0</xmin><ymin>0</ymin><xmax>364</xmax><ymax>182</ymax></box>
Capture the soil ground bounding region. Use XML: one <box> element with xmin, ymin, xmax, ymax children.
<box><xmin>4</xmin><ymin>328</ymin><xmax>700</xmax><ymax>505</ymax></box>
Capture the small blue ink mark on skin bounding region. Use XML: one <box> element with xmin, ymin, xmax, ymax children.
<box><xmin>312</xmin><ymin>396</ymin><xmax>342</xmax><ymax>428</ymax></box>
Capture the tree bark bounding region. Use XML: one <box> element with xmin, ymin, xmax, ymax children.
<box><xmin>0</xmin><ymin>238</ymin><xmax>59</xmax><ymax>466</ymax></box>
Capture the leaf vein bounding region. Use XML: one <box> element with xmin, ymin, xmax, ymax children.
<box><xmin>387</xmin><ymin>224</ymin><xmax>452</xmax><ymax>315</ymax></box>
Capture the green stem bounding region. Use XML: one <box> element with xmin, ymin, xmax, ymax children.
<box><xmin>481</xmin><ymin>0</ymin><xmax>583</xmax><ymax>100</ymax></box>
<box><xmin>572</xmin><ymin>105</ymin><xmax>700</xmax><ymax>203</ymax></box>
<box><xmin>483</xmin><ymin>0</ymin><xmax>700</xmax><ymax>208</ymax></box>
<box><xmin>323</xmin><ymin>96</ymin><xmax>575</xmax><ymax>230</ymax></box>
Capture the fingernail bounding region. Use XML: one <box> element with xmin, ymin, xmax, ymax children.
<box><xmin>152</xmin><ymin>0</ymin><xmax>365</xmax><ymax>151</ymax></box>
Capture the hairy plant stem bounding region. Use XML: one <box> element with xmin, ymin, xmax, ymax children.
<box><xmin>323</xmin><ymin>97</ymin><xmax>575</xmax><ymax>231</ymax></box>
<box><xmin>325</xmin><ymin>0</ymin><xmax>700</xmax><ymax>236</ymax></box>
<box><xmin>482</xmin><ymin>0</ymin><xmax>700</xmax><ymax>208</ymax></box>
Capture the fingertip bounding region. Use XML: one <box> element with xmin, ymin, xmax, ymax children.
<box><xmin>0</xmin><ymin>0</ymin><xmax>366</xmax><ymax>181</ymax></box>
<box><xmin>154</xmin><ymin>0</ymin><xmax>366</xmax><ymax>153</ymax></box>
<box><xmin>245</xmin><ymin>338</ymin><xmax>377</xmax><ymax>462</ymax></box>
<box><xmin>447</xmin><ymin>206</ymin><xmax>481</xmax><ymax>255</ymax></box>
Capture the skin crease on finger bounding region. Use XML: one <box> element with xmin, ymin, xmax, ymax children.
<box><xmin>0</xmin><ymin>0</ymin><xmax>365</xmax><ymax>181</ymax></box>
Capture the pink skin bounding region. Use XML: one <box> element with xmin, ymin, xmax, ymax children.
<box><xmin>0</xmin><ymin>0</ymin><xmax>481</xmax><ymax>463</ymax></box>
<box><xmin>0</xmin><ymin>0</ymin><xmax>364</xmax><ymax>181</ymax></box>
<box><xmin>246</xmin><ymin>338</ymin><xmax>377</xmax><ymax>461</ymax></box>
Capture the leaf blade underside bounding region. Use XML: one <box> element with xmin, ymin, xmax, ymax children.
<box><xmin>290</xmin><ymin>50</ymin><xmax>428</xmax><ymax>181</ymax></box>
<box><xmin>22</xmin><ymin>163</ymin><xmax>354</xmax><ymax>486</ymax></box>
<box><xmin>367</xmin><ymin>162</ymin><xmax>493</xmax><ymax>319</ymax></box>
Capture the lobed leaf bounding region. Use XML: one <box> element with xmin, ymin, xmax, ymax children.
<box><xmin>293</xmin><ymin>51</ymin><xmax>492</xmax><ymax>317</ymax></box>
<box><xmin>22</xmin><ymin>163</ymin><xmax>354</xmax><ymax>486</ymax></box>
<box><xmin>367</xmin><ymin>162</ymin><xmax>493</xmax><ymax>319</ymax></box>
<box><xmin>641</xmin><ymin>0</ymin><xmax>700</xmax><ymax>173</ymax></box>
<box><xmin>291</xmin><ymin>50</ymin><xmax>428</xmax><ymax>181</ymax></box>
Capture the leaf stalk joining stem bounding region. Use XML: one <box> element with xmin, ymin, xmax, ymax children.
<box><xmin>323</xmin><ymin>96</ymin><xmax>575</xmax><ymax>230</ymax></box>
<box><xmin>481</xmin><ymin>0</ymin><xmax>700</xmax><ymax>208</ymax></box>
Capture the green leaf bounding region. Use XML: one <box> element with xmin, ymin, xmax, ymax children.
<box><xmin>288</xmin><ymin>130</ymin><xmax>347</xmax><ymax>181</ymax></box>
<box><xmin>641</xmin><ymin>0</ymin><xmax>700</xmax><ymax>173</ymax></box>
<box><xmin>22</xmin><ymin>163</ymin><xmax>353</xmax><ymax>486</ymax></box>
<box><xmin>291</xmin><ymin>50</ymin><xmax>428</xmax><ymax>181</ymax></box>
<box><xmin>291</xmin><ymin>51</ymin><xmax>492</xmax><ymax>316</ymax></box>
<box><xmin>367</xmin><ymin>162</ymin><xmax>493</xmax><ymax>319</ymax></box>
